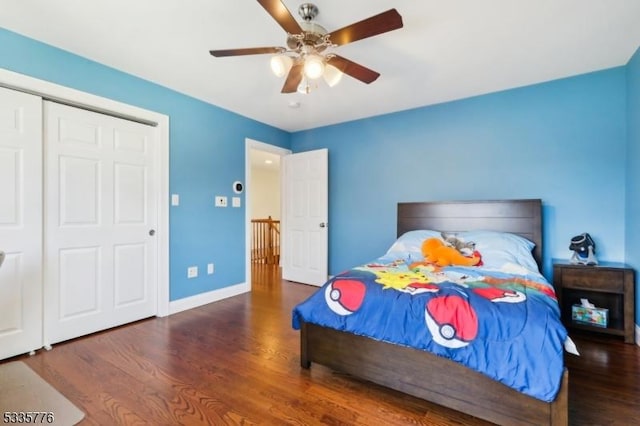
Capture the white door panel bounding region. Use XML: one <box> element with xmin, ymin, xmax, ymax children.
<box><xmin>114</xmin><ymin>243</ymin><xmax>147</xmax><ymax>306</ymax></box>
<box><xmin>58</xmin><ymin>247</ymin><xmax>100</xmax><ymax>318</ymax></box>
<box><xmin>282</xmin><ymin>149</ymin><xmax>328</xmax><ymax>286</ymax></box>
<box><xmin>44</xmin><ymin>101</ymin><xmax>157</xmax><ymax>345</ymax></box>
<box><xmin>59</xmin><ymin>156</ymin><xmax>101</xmax><ymax>225</ymax></box>
<box><xmin>0</xmin><ymin>87</ymin><xmax>43</xmax><ymax>359</ymax></box>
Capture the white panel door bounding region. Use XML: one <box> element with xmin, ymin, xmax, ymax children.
<box><xmin>282</xmin><ymin>149</ymin><xmax>328</xmax><ymax>286</ymax></box>
<box><xmin>0</xmin><ymin>87</ymin><xmax>43</xmax><ymax>359</ymax></box>
<box><xmin>44</xmin><ymin>102</ymin><xmax>158</xmax><ymax>345</ymax></box>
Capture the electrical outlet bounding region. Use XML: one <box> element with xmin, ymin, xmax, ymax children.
<box><xmin>215</xmin><ymin>196</ymin><xmax>228</xmax><ymax>207</ymax></box>
<box><xmin>207</xmin><ymin>263</ymin><xmax>214</xmax><ymax>274</ymax></box>
<box><xmin>187</xmin><ymin>266</ymin><xmax>198</xmax><ymax>278</ymax></box>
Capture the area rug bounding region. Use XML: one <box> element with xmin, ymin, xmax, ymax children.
<box><xmin>0</xmin><ymin>361</ymin><xmax>84</xmax><ymax>425</ymax></box>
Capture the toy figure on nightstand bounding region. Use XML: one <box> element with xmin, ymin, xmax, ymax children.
<box><xmin>569</xmin><ymin>233</ymin><xmax>598</xmax><ymax>265</ymax></box>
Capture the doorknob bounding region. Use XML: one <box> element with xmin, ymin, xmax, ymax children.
<box><xmin>0</xmin><ymin>251</ymin><xmax>5</xmax><ymax>268</ymax></box>
<box><xmin>319</xmin><ymin>222</ymin><xmax>327</xmax><ymax>228</ymax></box>
<box><xmin>149</xmin><ymin>229</ymin><xmax>156</xmax><ymax>236</ymax></box>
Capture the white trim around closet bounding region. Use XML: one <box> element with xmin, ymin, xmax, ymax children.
<box><xmin>0</xmin><ymin>67</ymin><xmax>171</xmax><ymax>317</ymax></box>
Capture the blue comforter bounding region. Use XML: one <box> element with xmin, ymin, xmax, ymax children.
<box><xmin>292</xmin><ymin>256</ymin><xmax>568</xmax><ymax>402</ymax></box>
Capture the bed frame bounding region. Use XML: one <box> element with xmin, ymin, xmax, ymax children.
<box><xmin>299</xmin><ymin>199</ymin><xmax>568</xmax><ymax>426</ymax></box>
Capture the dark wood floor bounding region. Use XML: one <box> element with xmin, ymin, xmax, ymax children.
<box><xmin>6</xmin><ymin>264</ymin><xmax>640</xmax><ymax>425</ymax></box>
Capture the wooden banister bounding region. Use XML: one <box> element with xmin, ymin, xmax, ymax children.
<box><xmin>251</xmin><ymin>216</ymin><xmax>280</xmax><ymax>264</ymax></box>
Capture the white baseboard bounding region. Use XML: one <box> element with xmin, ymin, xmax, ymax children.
<box><xmin>168</xmin><ymin>282</ymin><xmax>249</xmax><ymax>315</ymax></box>
<box><xmin>636</xmin><ymin>324</ymin><xmax>640</xmax><ymax>347</ymax></box>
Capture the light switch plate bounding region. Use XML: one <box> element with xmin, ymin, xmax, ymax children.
<box><xmin>187</xmin><ymin>266</ymin><xmax>198</xmax><ymax>278</ymax></box>
<box><xmin>215</xmin><ymin>196</ymin><xmax>228</xmax><ymax>207</ymax></box>
<box><xmin>171</xmin><ymin>194</ymin><xmax>180</xmax><ymax>206</ymax></box>
<box><xmin>232</xmin><ymin>197</ymin><xmax>241</xmax><ymax>208</ymax></box>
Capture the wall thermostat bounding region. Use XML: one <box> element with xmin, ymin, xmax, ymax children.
<box><xmin>233</xmin><ymin>181</ymin><xmax>244</xmax><ymax>194</ymax></box>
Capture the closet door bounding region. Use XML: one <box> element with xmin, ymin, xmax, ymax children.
<box><xmin>44</xmin><ymin>102</ymin><xmax>158</xmax><ymax>345</ymax></box>
<box><xmin>0</xmin><ymin>87</ymin><xmax>43</xmax><ymax>359</ymax></box>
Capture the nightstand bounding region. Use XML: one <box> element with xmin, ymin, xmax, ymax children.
<box><xmin>553</xmin><ymin>260</ymin><xmax>635</xmax><ymax>343</ymax></box>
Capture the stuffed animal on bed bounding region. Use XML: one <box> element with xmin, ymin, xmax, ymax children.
<box><xmin>441</xmin><ymin>232</ymin><xmax>476</xmax><ymax>256</ymax></box>
<box><xmin>415</xmin><ymin>237</ymin><xmax>482</xmax><ymax>267</ymax></box>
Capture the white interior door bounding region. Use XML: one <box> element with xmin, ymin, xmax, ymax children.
<box><xmin>44</xmin><ymin>101</ymin><xmax>158</xmax><ymax>345</ymax></box>
<box><xmin>282</xmin><ymin>148</ymin><xmax>328</xmax><ymax>286</ymax></box>
<box><xmin>0</xmin><ymin>87</ymin><xmax>43</xmax><ymax>359</ymax></box>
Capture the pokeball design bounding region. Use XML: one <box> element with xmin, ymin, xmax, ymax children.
<box><xmin>473</xmin><ymin>287</ymin><xmax>526</xmax><ymax>303</ymax></box>
<box><xmin>325</xmin><ymin>279</ymin><xmax>366</xmax><ymax>316</ymax></box>
<box><xmin>425</xmin><ymin>295</ymin><xmax>478</xmax><ymax>348</ymax></box>
<box><xmin>400</xmin><ymin>282</ymin><xmax>440</xmax><ymax>295</ymax></box>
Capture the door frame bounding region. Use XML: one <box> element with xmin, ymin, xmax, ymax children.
<box><xmin>244</xmin><ymin>138</ymin><xmax>291</xmax><ymax>289</ymax></box>
<box><xmin>0</xmin><ymin>68</ymin><xmax>171</xmax><ymax>316</ymax></box>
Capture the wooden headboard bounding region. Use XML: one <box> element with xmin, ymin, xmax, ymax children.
<box><xmin>397</xmin><ymin>199</ymin><xmax>543</xmax><ymax>269</ymax></box>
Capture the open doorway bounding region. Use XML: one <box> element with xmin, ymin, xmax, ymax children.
<box><xmin>245</xmin><ymin>139</ymin><xmax>290</xmax><ymax>289</ymax></box>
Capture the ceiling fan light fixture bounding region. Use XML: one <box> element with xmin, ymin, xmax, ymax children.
<box><xmin>209</xmin><ymin>1</ymin><xmax>404</xmax><ymax>94</ymax></box>
<box><xmin>303</xmin><ymin>54</ymin><xmax>325</xmax><ymax>79</ymax></box>
<box><xmin>270</xmin><ymin>54</ymin><xmax>293</xmax><ymax>77</ymax></box>
<box><xmin>323</xmin><ymin>64</ymin><xmax>343</xmax><ymax>87</ymax></box>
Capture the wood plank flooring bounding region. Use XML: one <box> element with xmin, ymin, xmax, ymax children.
<box><xmin>5</xmin><ymin>264</ymin><xmax>639</xmax><ymax>425</ymax></box>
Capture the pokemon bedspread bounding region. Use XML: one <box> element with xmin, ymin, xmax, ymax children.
<box><xmin>292</xmin><ymin>256</ymin><xmax>568</xmax><ymax>402</ymax></box>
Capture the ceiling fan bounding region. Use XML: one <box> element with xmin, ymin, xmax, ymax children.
<box><xmin>209</xmin><ymin>0</ymin><xmax>403</xmax><ymax>94</ymax></box>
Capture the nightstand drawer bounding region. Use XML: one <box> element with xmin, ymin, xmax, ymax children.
<box><xmin>560</xmin><ymin>268</ymin><xmax>624</xmax><ymax>293</ymax></box>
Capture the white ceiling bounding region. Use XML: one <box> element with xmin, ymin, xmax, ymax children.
<box><xmin>2</xmin><ymin>0</ymin><xmax>639</xmax><ymax>132</ymax></box>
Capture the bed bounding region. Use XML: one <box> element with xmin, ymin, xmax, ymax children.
<box><xmin>292</xmin><ymin>199</ymin><xmax>569</xmax><ymax>426</ymax></box>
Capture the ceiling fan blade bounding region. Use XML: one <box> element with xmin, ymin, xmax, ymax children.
<box><xmin>328</xmin><ymin>9</ymin><xmax>403</xmax><ymax>46</ymax></box>
<box><xmin>257</xmin><ymin>0</ymin><xmax>303</xmax><ymax>35</ymax></box>
<box><xmin>209</xmin><ymin>47</ymin><xmax>283</xmax><ymax>57</ymax></box>
<box><xmin>281</xmin><ymin>63</ymin><xmax>304</xmax><ymax>93</ymax></box>
<box><xmin>327</xmin><ymin>55</ymin><xmax>380</xmax><ymax>84</ymax></box>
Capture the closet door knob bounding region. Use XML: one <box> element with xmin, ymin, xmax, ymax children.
<box><xmin>149</xmin><ymin>229</ymin><xmax>156</xmax><ymax>236</ymax></box>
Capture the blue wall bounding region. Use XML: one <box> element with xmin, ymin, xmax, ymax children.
<box><xmin>0</xmin><ymin>28</ymin><xmax>291</xmax><ymax>301</ymax></box>
<box><xmin>291</xmin><ymin>68</ymin><xmax>628</xmax><ymax>280</ymax></box>
<box><xmin>626</xmin><ymin>47</ymin><xmax>640</xmax><ymax>325</ymax></box>
<box><xmin>2</xmin><ymin>27</ymin><xmax>638</xmax><ymax>328</ymax></box>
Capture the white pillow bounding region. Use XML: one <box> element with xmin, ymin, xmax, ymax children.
<box><xmin>385</xmin><ymin>229</ymin><xmax>540</xmax><ymax>274</ymax></box>
<box><xmin>460</xmin><ymin>230</ymin><xmax>539</xmax><ymax>273</ymax></box>
<box><xmin>385</xmin><ymin>230</ymin><xmax>441</xmax><ymax>259</ymax></box>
